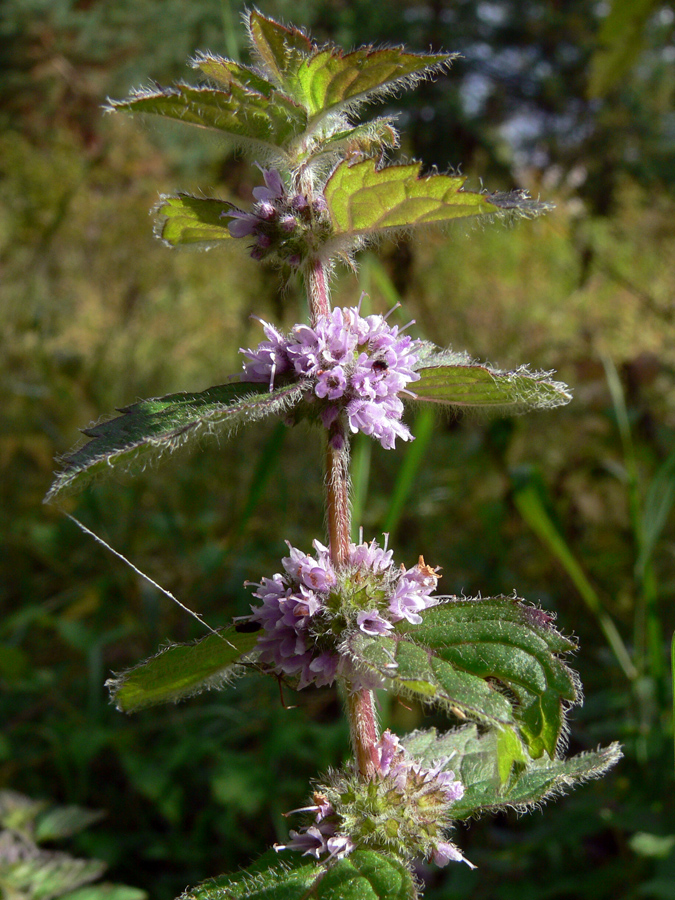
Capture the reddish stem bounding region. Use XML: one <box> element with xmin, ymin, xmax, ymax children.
<box><xmin>305</xmin><ymin>254</ymin><xmax>380</xmax><ymax>778</ymax></box>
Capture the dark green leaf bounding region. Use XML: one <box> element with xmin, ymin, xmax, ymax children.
<box><xmin>154</xmin><ymin>194</ymin><xmax>235</xmax><ymax>247</ymax></box>
<box><xmin>107</xmin><ymin>84</ymin><xmax>307</xmax><ymax>156</ymax></box>
<box><xmin>106</xmin><ymin>628</ymin><xmax>260</xmax><ymax>713</ymax></box>
<box><xmin>397</xmin><ymin>599</ymin><xmax>579</xmax><ymax>757</ymax></box>
<box><xmin>46</xmin><ymin>381</ymin><xmax>306</xmax><ymax>501</ymax></box>
<box><xmin>412</xmin><ymin>345</ymin><xmax>572</xmax><ymax>411</ymax></box>
<box><xmin>182</xmin><ymin>849</ymin><xmax>415</xmax><ymax>900</ymax></box>
<box><xmin>402</xmin><ymin>724</ymin><xmax>622</xmax><ymax>819</ymax></box>
<box><xmin>324</xmin><ymin>160</ymin><xmax>552</xmax><ymax>245</ymax></box>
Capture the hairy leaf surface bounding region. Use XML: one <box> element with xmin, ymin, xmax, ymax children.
<box><xmin>182</xmin><ymin>849</ymin><xmax>416</xmax><ymax>900</ymax></box>
<box><xmin>107</xmin><ymin>83</ymin><xmax>307</xmax><ymax>155</ymax></box>
<box><xmin>396</xmin><ymin>599</ymin><xmax>579</xmax><ymax>757</ymax></box>
<box><xmin>402</xmin><ymin>725</ymin><xmax>622</xmax><ymax>818</ymax></box>
<box><xmin>248</xmin><ymin>11</ymin><xmax>314</xmax><ymax>87</ymax></box>
<box><xmin>412</xmin><ymin>346</ymin><xmax>572</xmax><ymax>411</ymax></box>
<box><xmin>154</xmin><ymin>194</ymin><xmax>235</xmax><ymax>247</ymax></box>
<box><xmin>47</xmin><ymin>382</ymin><xmax>306</xmax><ymax>501</ymax></box>
<box><xmin>191</xmin><ymin>51</ymin><xmax>275</xmax><ymax>96</ymax></box>
<box><xmin>106</xmin><ymin>629</ymin><xmax>260</xmax><ymax>713</ymax></box>
<box><xmin>324</xmin><ymin>160</ymin><xmax>552</xmax><ymax>243</ymax></box>
<box><xmin>296</xmin><ymin>47</ymin><xmax>453</xmax><ymax>118</ymax></box>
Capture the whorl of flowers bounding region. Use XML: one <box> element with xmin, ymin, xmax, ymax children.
<box><xmin>247</xmin><ymin>536</ymin><xmax>440</xmax><ymax>690</ymax></box>
<box><xmin>225</xmin><ymin>167</ymin><xmax>331</xmax><ymax>266</ymax></box>
<box><xmin>241</xmin><ymin>302</ymin><xmax>421</xmax><ymax>449</ymax></box>
<box><xmin>275</xmin><ymin>730</ymin><xmax>474</xmax><ymax>869</ymax></box>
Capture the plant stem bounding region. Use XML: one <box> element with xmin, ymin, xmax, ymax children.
<box><xmin>305</xmin><ymin>255</ymin><xmax>380</xmax><ymax>779</ymax></box>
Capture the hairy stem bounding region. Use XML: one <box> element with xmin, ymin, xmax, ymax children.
<box><xmin>306</xmin><ymin>255</ymin><xmax>379</xmax><ymax>778</ymax></box>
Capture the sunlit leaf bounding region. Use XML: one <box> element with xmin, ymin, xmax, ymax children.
<box><xmin>347</xmin><ymin>598</ymin><xmax>579</xmax><ymax>757</ymax></box>
<box><xmin>106</xmin><ymin>628</ymin><xmax>259</xmax><ymax>713</ymax></box>
<box><xmin>191</xmin><ymin>51</ymin><xmax>275</xmax><ymax>97</ymax></box>
<box><xmin>412</xmin><ymin>344</ymin><xmax>572</xmax><ymax>411</ymax></box>
<box><xmin>311</xmin><ymin>119</ymin><xmax>399</xmax><ymax>163</ymax></box>
<box><xmin>107</xmin><ymin>83</ymin><xmax>307</xmax><ymax>156</ymax></box>
<box><xmin>324</xmin><ymin>160</ymin><xmax>552</xmax><ymax>244</ymax></box>
<box><xmin>154</xmin><ymin>194</ymin><xmax>235</xmax><ymax>247</ymax></box>
<box><xmin>398</xmin><ymin>599</ymin><xmax>579</xmax><ymax>758</ymax></box>
<box><xmin>402</xmin><ymin>724</ymin><xmax>622</xmax><ymax>818</ymax></box>
<box><xmin>34</xmin><ymin>806</ymin><xmax>104</xmax><ymax>843</ymax></box>
<box><xmin>46</xmin><ymin>382</ymin><xmax>307</xmax><ymax>502</ymax></box>
<box><xmin>182</xmin><ymin>849</ymin><xmax>415</xmax><ymax>900</ymax></box>
<box><xmin>296</xmin><ymin>47</ymin><xmax>454</xmax><ymax>118</ymax></box>
<box><xmin>248</xmin><ymin>11</ymin><xmax>314</xmax><ymax>87</ymax></box>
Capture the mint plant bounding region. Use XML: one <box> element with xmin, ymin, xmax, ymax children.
<box><xmin>47</xmin><ymin>12</ymin><xmax>621</xmax><ymax>899</ymax></box>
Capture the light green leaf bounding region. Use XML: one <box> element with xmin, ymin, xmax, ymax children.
<box><xmin>402</xmin><ymin>725</ymin><xmax>622</xmax><ymax>819</ymax></box>
<box><xmin>106</xmin><ymin>628</ymin><xmax>260</xmax><ymax>713</ymax></box>
<box><xmin>154</xmin><ymin>194</ymin><xmax>235</xmax><ymax>247</ymax></box>
<box><xmin>106</xmin><ymin>83</ymin><xmax>307</xmax><ymax>156</ymax></box>
<box><xmin>34</xmin><ymin>807</ymin><xmax>104</xmax><ymax>843</ymax></box>
<box><xmin>182</xmin><ymin>849</ymin><xmax>416</xmax><ymax>900</ymax></box>
<box><xmin>248</xmin><ymin>11</ymin><xmax>314</xmax><ymax>87</ymax></box>
<box><xmin>0</xmin><ymin>835</ymin><xmax>106</xmax><ymax>900</ymax></box>
<box><xmin>61</xmin><ymin>885</ymin><xmax>147</xmax><ymax>900</ymax></box>
<box><xmin>310</xmin><ymin>119</ymin><xmax>399</xmax><ymax>164</ymax></box>
<box><xmin>396</xmin><ymin>599</ymin><xmax>580</xmax><ymax>758</ymax></box>
<box><xmin>296</xmin><ymin>47</ymin><xmax>454</xmax><ymax>118</ymax></box>
<box><xmin>191</xmin><ymin>51</ymin><xmax>275</xmax><ymax>97</ymax></box>
<box><xmin>412</xmin><ymin>345</ymin><xmax>572</xmax><ymax>411</ymax></box>
<box><xmin>324</xmin><ymin>160</ymin><xmax>553</xmax><ymax>244</ymax></box>
<box><xmin>46</xmin><ymin>381</ymin><xmax>307</xmax><ymax>502</ymax></box>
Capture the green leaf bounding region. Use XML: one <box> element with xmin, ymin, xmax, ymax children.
<box><xmin>0</xmin><ymin>835</ymin><xmax>106</xmax><ymax>900</ymax></box>
<box><xmin>34</xmin><ymin>806</ymin><xmax>104</xmax><ymax>843</ymax></box>
<box><xmin>154</xmin><ymin>194</ymin><xmax>235</xmax><ymax>247</ymax></box>
<box><xmin>347</xmin><ymin>598</ymin><xmax>579</xmax><ymax>757</ymax></box>
<box><xmin>191</xmin><ymin>51</ymin><xmax>275</xmax><ymax>97</ymax></box>
<box><xmin>182</xmin><ymin>849</ymin><xmax>415</xmax><ymax>900</ymax></box>
<box><xmin>61</xmin><ymin>885</ymin><xmax>147</xmax><ymax>900</ymax></box>
<box><xmin>106</xmin><ymin>628</ymin><xmax>260</xmax><ymax>713</ymax></box>
<box><xmin>295</xmin><ymin>47</ymin><xmax>454</xmax><ymax>118</ymax></box>
<box><xmin>412</xmin><ymin>345</ymin><xmax>572</xmax><ymax>411</ymax></box>
<box><xmin>310</xmin><ymin>119</ymin><xmax>399</xmax><ymax>164</ymax></box>
<box><xmin>106</xmin><ymin>83</ymin><xmax>307</xmax><ymax>156</ymax></box>
<box><xmin>402</xmin><ymin>724</ymin><xmax>623</xmax><ymax>819</ymax></box>
<box><xmin>248</xmin><ymin>11</ymin><xmax>314</xmax><ymax>87</ymax></box>
<box><xmin>346</xmin><ymin>630</ymin><xmax>516</xmax><ymax>731</ymax></box>
<box><xmin>397</xmin><ymin>599</ymin><xmax>580</xmax><ymax>757</ymax></box>
<box><xmin>46</xmin><ymin>381</ymin><xmax>306</xmax><ymax>502</ymax></box>
<box><xmin>324</xmin><ymin>160</ymin><xmax>553</xmax><ymax>245</ymax></box>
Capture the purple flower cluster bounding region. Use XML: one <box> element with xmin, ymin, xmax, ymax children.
<box><xmin>275</xmin><ymin>730</ymin><xmax>473</xmax><ymax>869</ymax></box>
<box><xmin>225</xmin><ymin>167</ymin><xmax>329</xmax><ymax>266</ymax></box>
<box><xmin>247</xmin><ymin>536</ymin><xmax>440</xmax><ymax>691</ymax></box>
<box><xmin>241</xmin><ymin>303</ymin><xmax>421</xmax><ymax>449</ymax></box>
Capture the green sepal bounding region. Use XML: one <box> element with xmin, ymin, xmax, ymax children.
<box><xmin>396</xmin><ymin>599</ymin><xmax>580</xmax><ymax>758</ymax></box>
<box><xmin>324</xmin><ymin>159</ymin><xmax>553</xmax><ymax>245</ymax></box>
<box><xmin>106</xmin><ymin>83</ymin><xmax>307</xmax><ymax>157</ymax></box>
<box><xmin>412</xmin><ymin>344</ymin><xmax>572</xmax><ymax>411</ymax></box>
<box><xmin>154</xmin><ymin>194</ymin><xmax>235</xmax><ymax>247</ymax></box>
<box><xmin>248</xmin><ymin>11</ymin><xmax>314</xmax><ymax>87</ymax></box>
<box><xmin>106</xmin><ymin>628</ymin><xmax>259</xmax><ymax>713</ymax></box>
<box><xmin>295</xmin><ymin>46</ymin><xmax>454</xmax><ymax>119</ymax></box>
<box><xmin>402</xmin><ymin>724</ymin><xmax>622</xmax><ymax>819</ymax></box>
<box><xmin>46</xmin><ymin>381</ymin><xmax>307</xmax><ymax>502</ymax></box>
<box><xmin>182</xmin><ymin>848</ymin><xmax>416</xmax><ymax>900</ymax></box>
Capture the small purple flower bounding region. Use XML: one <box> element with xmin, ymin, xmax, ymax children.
<box><xmin>241</xmin><ymin>300</ymin><xmax>421</xmax><ymax>449</ymax></box>
<box><xmin>226</xmin><ymin>208</ymin><xmax>259</xmax><ymax>238</ymax></box>
<box><xmin>252</xmin><ymin>167</ymin><xmax>285</xmax><ymax>202</ymax></box>
<box><xmin>433</xmin><ymin>842</ymin><xmax>476</xmax><ymax>869</ymax></box>
<box><xmin>356</xmin><ymin>610</ymin><xmax>394</xmax><ymax>636</ymax></box>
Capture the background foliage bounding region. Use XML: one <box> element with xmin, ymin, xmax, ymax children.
<box><xmin>2</xmin><ymin>1</ymin><xmax>674</xmax><ymax>898</ymax></box>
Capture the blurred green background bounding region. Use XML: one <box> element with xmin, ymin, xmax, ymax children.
<box><xmin>2</xmin><ymin>1</ymin><xmax>675</xmax><ymax>898</ymax></box>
